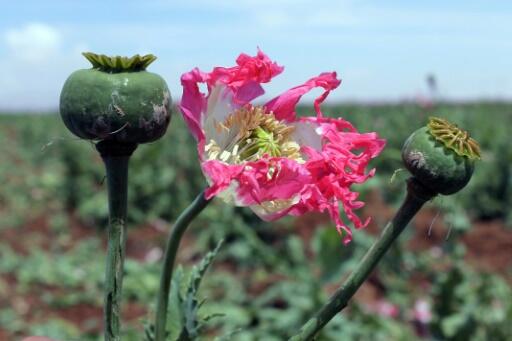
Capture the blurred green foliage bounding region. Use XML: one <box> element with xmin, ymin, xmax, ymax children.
<box><xmin>0</xmin><ymin>102</ymin><xmax>511</xmax><ymax>340</ymax></box>
<box><xmin>1</xmin><ymin>102</ymin><xmax>511</xmax><ymax>228</ymax></box>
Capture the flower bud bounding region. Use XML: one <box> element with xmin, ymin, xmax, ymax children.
<box><xmin>60</xmin><ymin>52</ymin><xmax>171</xmax><ymax>144</ymax></box>
<box><xmin>402</xmin><ymin>117</ymin><xmax>480</xmax><ymax>195</ymax></box>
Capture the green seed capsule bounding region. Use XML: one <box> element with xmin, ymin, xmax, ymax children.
<box><xmin>402</xmin><ymin>117</ymin><xmax>480</xmax><ymax>195</ymax></box>
<box><xmin>60</xmin><ymin>52</ymin><xmax>171</xmax><ymax>144</ymax></box>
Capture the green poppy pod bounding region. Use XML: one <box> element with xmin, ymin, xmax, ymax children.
<box><xmin>402</xmin><ymin>117</ymin><xmax>480</xmax><ymax>195</ymax></box>
<box><xmin>60</xmin><ymin>52</ymin><xmax>171</xmax><ymax>144</ymax></box>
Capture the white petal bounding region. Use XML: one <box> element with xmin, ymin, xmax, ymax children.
<box><xmin>249</xmin><ymin>196</ymin><xmax>300</xmax><ymax>220</ymax></box>
<box><xmin>291</xmin><ymin>121</ymin><xmax>323</xmax><ymax>150</ymax></box>
<box><xmin>204</xmin><ymin>85</ymin><xmax>235</xmax><ymax>147</ymax></box>
<box><xmin>208</xmin><ymin>178</ymin><xmax>246</xmax><ymax>206</ymax></box>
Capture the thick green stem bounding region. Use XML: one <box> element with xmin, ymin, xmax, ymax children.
<box><xmin>154</xmin><ymin>190</ymin><xmax>211</xmax><ymax>341</ymax></box>
<box><xmin>289</xmin><ymin>178</ymin><xmax>436</xmax><ymax>341</ymax></box>
<box><xmin>97</xmin><ymin>141</ymin><xmax>137</xmax><ymax>341</ymax></box>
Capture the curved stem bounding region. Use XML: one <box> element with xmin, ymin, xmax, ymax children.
<box><xmin>289</xmin><ymin>178</ymin><xmax>435</xmax><ymax>341</ymax></box>
<box><xmin>154</xmin><ymin>190</ymin><xmax>211</xmax><ymax>341</ymax></box>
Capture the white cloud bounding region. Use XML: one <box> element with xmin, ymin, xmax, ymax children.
<box><xmin>4</xmin><ymin>23</ymin><xmax>62</xmax><ymax>63</ymax></box>
<box><xmin>0</xmin><ymin>23</ymin><xmax>89</xmax><ymax>110</ymax></box>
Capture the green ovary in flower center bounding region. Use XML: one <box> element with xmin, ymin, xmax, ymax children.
<box><xmin>205</xmin><ymin>106</ymin><xmax>303</xmax><ymax>164</ymax></box>
<box><xmin>240</xmin><ymin>126</ymin><xmax>283</xmax><ymax>159</ymax></box>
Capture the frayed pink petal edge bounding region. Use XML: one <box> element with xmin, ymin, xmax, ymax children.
<box><xmin>264</xmin><ymin>72</ymin><xmax>341</xmax><ymax>122</ymax></box>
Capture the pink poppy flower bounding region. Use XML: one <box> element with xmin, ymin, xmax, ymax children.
<box><xmin>179</xmin><ymin>49</ymin><xmax>385</xmax><ymax>244</ymax></box>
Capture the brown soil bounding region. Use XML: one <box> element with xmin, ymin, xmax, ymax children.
<box><xmin>462</xmin><ymin>220</ymin><xmax>512</xmax><ymax>275</ymax></box>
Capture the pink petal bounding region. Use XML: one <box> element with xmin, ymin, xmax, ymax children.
<box><xmin>208</xmin><ymin>48</ymin><xmax>283</xmax><ymax>103</ymax></box>
<box><xmin>179</xmin><ymin>68</ymin><xmax>208</xmax><ymax>142</ymax></box>
<box><xmin>202</xmin><ymin>157</ymin><xmax>310</xmax><ymax>205</ymax></box>
<box><xmin>265</xmin><ymin>72</ymin><xmax>341</xmax><ymax>122</ymax></box>
<box><xmin>288</xmin><ymin>118</ymin><xmax>386</xmax><ymax>244</ymax></box>
<box><xmin>202</xmin><ymin>160</ymin><xmax>244</xmax><ymax>200</ymax></box>
<box><xmin>232</xmin><ymin>80</ymin><xmax>265</xmax><ymax>105</ymax></box>
<box><xmin>236</xmin><ymin>158</ymin><xmax>310</xmax><ymax>205</ymax></box>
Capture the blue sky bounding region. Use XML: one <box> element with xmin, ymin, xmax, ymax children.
<box><xmin>0</xmin><ymin>0</ymin><xmax>511</xmax><ymax>110</ymax></box>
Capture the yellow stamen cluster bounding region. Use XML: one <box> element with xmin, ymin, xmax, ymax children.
<box><xmin>427</xmin><ymin>117</ymin><xmax>481</xmax><ymax>160</ymax></box>
<box><xmin>205</xmin><ymin>106</ymin><xmax>303</xmax><ymax>164</ymax></box>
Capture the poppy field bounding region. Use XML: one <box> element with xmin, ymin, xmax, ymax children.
<box><xmin>1</xmin><ymin>102</ymin><xmax>511</xmax><ymax>340</ymax></box>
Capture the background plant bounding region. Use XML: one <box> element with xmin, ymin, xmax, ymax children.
<box><xmin>0</xmin><ymin>102</ymin><xmax>511</xmax><ymax>340</ymax></box>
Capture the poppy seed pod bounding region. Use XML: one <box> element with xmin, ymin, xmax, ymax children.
<box><xmin>60</xmin><ymin>52</ymin><xmax>171</xmax><ymax>144</ymax></box>
<box><xmin>402</xmin><ymin>117</ymin><xmax>480</xmax><ymax>195</ymax></box>
<box><xmin>58</xmin><ymin>52</ymin><xmax>172</xmax><ymax>339</ymax></box>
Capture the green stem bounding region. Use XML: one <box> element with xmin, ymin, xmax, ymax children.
<box><xmin>154</xmin><ymin>190</ymin><xmax>211</xmax><ymax>341</ymax></box>
<box><xmin>97</xmin><ymin>141</ymin><xmax>137</xmax><ymax>341</ymax></box>
<box><xmin>289</xmin><ymin>178</ymin><xmax>436</xmax><ymax>341</ymax></box>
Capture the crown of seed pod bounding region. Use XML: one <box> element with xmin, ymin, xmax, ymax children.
<box><xmin>60</xmin><ymin>52</ymin><xmax>171</xmax><ymax>144</ymax></box>
<box><xmin>402</xmin><ymin>117</ymin><xmax>480</xmax><ymax>195</ymax></box>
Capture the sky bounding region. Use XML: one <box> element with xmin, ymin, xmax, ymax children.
<box><xmin>0</xmin><ymin>0</ymin><xmax>511</xmax><ymax>111</ymax></box>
